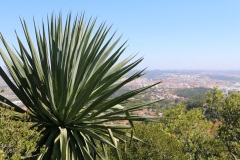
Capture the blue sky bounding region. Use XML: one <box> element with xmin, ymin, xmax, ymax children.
<box><xmin>0</xmin><ymin>1</ymin><xmax>240</xmax><ymax>70</ymax></box>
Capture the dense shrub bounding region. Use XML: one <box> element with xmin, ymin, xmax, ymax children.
<box><xmin>0</xmin><ymin>105</ymin><xmax>40</xmax><ymax>159</ymax></box>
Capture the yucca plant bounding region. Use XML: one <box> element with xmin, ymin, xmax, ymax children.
<box><xmin>0</xmin><ymin>13</ymin><xmax>160</xmax><ymax>159</ymax></box>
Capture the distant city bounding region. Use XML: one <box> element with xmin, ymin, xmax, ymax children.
<box><xmin>1</xmin><ymin>70</ymin><xmax>240</xmax><ymax>107</ymax></box>
<box><xmin>124</xmin><ymin>70</ymin><xmax>240</xmax><ymax>100</ymax></box>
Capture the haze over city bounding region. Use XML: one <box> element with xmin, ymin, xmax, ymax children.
<box><xmin>0</xmin><ymin>1</ymin><xmax>240</xmax><ymax>70</ymax></box>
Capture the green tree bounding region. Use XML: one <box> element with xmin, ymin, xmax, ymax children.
<box><xmin>119</xmin><ymin>122</ymin><xmax>185</xmax><ymax>160</ymax></box>
<box><xmin>206</xmin><ymin>89</ymin><xmax>240</xmax><ymax>159</ymax></box>
<box><xmin>163</xmin><ymin>105</ymin><xmax>225</xmax><ymax>159</ymax></box>
<box><xmin>0</xmin><ymin>14</ymin><xmax>160</xmax><ymax>159</ymax></box>
<box><xmin>183</xmin><ymin>94</ymin><xmax>206</xmax><ymax>110</ymax></box>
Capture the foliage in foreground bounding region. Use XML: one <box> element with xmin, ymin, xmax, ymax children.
<box><xmin>107</xmin><ymin>89</ymin><xmax>239</xmax><ymax>160</ymax></box>
<box><xmin>0</xmin><ymin>106</ymin><xmax>40</xmax><ymax>159</ymax></box>
<box><xmin>118</xmin><ymin>123</ymin><xmax>185</xmax><ymax>160</ymax></box>
<box><xmin>1</xmin><ymin>89</ymin><xmax>239</xmax><ymax>159</ymax></box>
<box><xmin>111</xmin><ymin>105</ymin><xmax>232</xmax><ymax>160</ymax></box>
<box><xmin>206</xmin><ymin>89</ymin><xmax>240</xmax><ymax>159</ymax></box>
<box><xmin>163</xmin><ymin>105</ymin><xmax>227</xmax><ymax>159</ymax></box>
<box><xmin>0</xmin><ymin>13</ymin><xmax>159</xmax><ymax>159</ymax></box>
